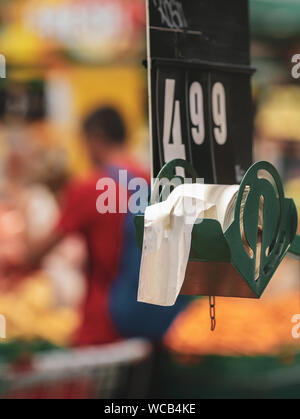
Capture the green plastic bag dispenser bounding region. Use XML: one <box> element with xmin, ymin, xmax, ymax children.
<box><xmin>134</xmin><ymin>159</ymin><xmax>299</xmax><ymax>299</ymax></box>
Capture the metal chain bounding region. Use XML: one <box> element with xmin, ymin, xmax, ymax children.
<box><xmin>209</xmin><ymin>296</ymin><xmax>216</xmax><ymax>331</ymax></box>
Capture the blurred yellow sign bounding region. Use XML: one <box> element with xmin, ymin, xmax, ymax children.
<box><xmin>0</xmin><ymin>0</ymin><xmax>145</xmax><ymax>65</ymax></box>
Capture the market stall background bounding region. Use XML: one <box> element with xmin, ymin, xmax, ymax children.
<box><xmin>0</xmin><ymin>0</ymin><xmax>299</xmax><ymax>399</ymax></box>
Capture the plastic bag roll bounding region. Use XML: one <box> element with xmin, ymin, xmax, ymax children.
<box><xmin>138</xmin><ymin>183</ymin><xmax>241</xmax><ymax>307</ymax></box>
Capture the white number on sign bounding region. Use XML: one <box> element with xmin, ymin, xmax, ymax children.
<box><xmin>189</xmin><ymin>81</ymin><xmax>205</xmax><ymax>145</ymax></box>
<box><xmin>212</xmin><ymin>82</ymin><xmax>227</xmax><ymax>145</ymax></box>
<box><xmin>162</xmin><ymin>79</ymin><xmax>186</xmax><ymax>163</ymax></box>
<box><xmin>162</xmin><ymin>79</ymin><xmax>228</xmax><ymax>166</ymax></box>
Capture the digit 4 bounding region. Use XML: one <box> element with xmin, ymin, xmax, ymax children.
<box><xmin>162</xmin><ymin>78</ymin><xmax>186</xmax><ymax>176</ymax></box>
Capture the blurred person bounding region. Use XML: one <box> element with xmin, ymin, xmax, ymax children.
<box><xmin>5</xmin><ymin>106</ymin><xmax>190</xmax><ymax>346</ymax></box>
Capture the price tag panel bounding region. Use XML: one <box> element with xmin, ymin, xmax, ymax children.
<box><xmin>147</xmin><ymin>0</ymin><xmax>254</xmax><ymax>184</ymax></box>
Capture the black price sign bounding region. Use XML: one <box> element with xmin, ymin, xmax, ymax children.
<box><xmin>147</xmin><ymin>0</ymin><xmax>255</xmax><ymax>184</ymax></box>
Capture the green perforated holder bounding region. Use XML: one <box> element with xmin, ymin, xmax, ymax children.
<box><xmin>290</xmin><ymin>235</ymin><xmax>300</xmax><ymax>258</ymax></box>
<box><xmin>134</xmin><ymin>159</ymin><xmax>299</xmax><ymax>299</ymax></box>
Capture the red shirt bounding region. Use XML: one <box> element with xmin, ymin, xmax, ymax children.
<box><xmin>56</xmin><ymin>158</ymin><xmax>149</xmax><ymax>346</ymax></box>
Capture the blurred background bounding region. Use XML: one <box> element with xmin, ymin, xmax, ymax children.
<box><xmin>0</xmin><ymin>0</ymin><xmax>299</xmax><ymax>399</ymax></box>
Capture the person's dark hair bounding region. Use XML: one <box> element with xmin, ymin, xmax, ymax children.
<box><xmin>83</xmin><ymin>107</ymin><xmax>127</xmax><ymax>145</ymax></box>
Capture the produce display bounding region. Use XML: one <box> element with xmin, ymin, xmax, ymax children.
<box><xmin>0</xmin><ymin>273</ymin><xmax>79</xmax><ymax>346</ymax></box>
<box><xmin>0</xmin><ymin>193</ymin><xmax>81</xmax><ymax>348</ymax></box>
<box><xmin>165</xmin><ymin>293</ymin><xmax>300</xmax><ymax>357</ymax></box>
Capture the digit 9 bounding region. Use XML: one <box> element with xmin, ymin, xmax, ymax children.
<box><xmin>189</xmin><ymin>81</ymin><xmax>205</xmax><ymax>145</ymax></box>
<box><xmin>212</xmin><ymin>82</ymin><xmax>227</xmax><ymax>145</ymax></box>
